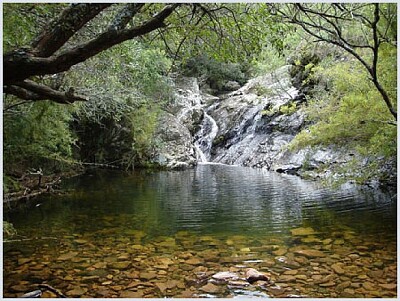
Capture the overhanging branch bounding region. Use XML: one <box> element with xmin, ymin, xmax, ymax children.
<box><xmin>6</xmin><ymin>80</ymin><xmax>88</xmax><ymax>104</ymax></box>
<box><xmin>31</xmin><ymin>3</ymin><xmax>112</xmax><ymax>57</ymax></box>
<box><xmin>4</xmin><ymin>4</ymin><xmax>180</xmax><ymax>85</ymax></box>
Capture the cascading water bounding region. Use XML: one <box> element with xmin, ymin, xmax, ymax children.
<box><xmin>193</xmin><ymin>65</ymin><xmax>301</xmax><ymax>168</ymax></box>
<box><xmin>194</xmin><ymin>112</ymin><xmax>219</xmax><ymax>162</ymax></box>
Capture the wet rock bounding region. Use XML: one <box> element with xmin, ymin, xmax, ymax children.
<box><xmin>331</xmin><ymin>263</ymin><xmax>345</xmax><ymax>275</ymax></box>
<box><xmin>151</xmin><ymin>112</ymin><xmax>197</xmax><ymax>169</ymax></box>
<box><xmin>246</xmin><ymin>268</ymin><xmax>269</xmax><ymax>284</ymax></box>
<box><xmin>212</xmin><ymin>271</ymin><xmax>239</xmax><ymax>282</ymax></box>
<box><xmin>140</xmin><ymin>271</ymin><xmax>158</xmax><ymax>281</ymax></box>
<box><xmin>273</xmin><ymin>248</ymin><xmax>287</xmax><ymax>256</ymax></box>
<box><xmin>119</xmin><ymin>291</ymin><xmax>144</xmax><ymax>298</ymax></box>
<box><xmin>283</xmin><ymin>269</ymin><xmax>298</xmax><ymax>275</ymax></box>
<box><xmin>10</xmin><ymin>284</ymin><xmax>30</xmax><ymax>292</ymax></box>
<box><xmin>57</xmin><ymin>251</ymin><xmax>78</xmax><ymax>261</ymax></box>
<box><xmin>279</xmin><ymin>275</ymin><xmax>296</xmax><ymax>282</ymax></box>
<box><xmin>108</xmin><ymin>261</ymin><xmax>131</xmax><ymax>270</ymax></box>
<box><xmin>367</xmin><ymin>269</ymin><xmax>384</xmax><ymax>279</ymax></box>
<box><xmin>17</xmin><ymin>258</ymin><xmax>32</xmax><ymax>265</ymax></box>
<box><xmin>66</xmin><ymin>287</ymin><xmax>88</xmax><ymax>296</ymax></box>
<box><xmin>373</xmin><ymin>261</ymin><xmax>384</xmax><ymax>268</ymax></box>
<box><xmin>92</xmin><ymin>262</ymin><xmax>107</xmax><ymax>269</ymax></box>
<box><xmin>74</xmin><ymin>239</ymin><xmax>88</xmax><ymax>244</ymax></box>
<box><xmin>157</xmin><ymin>257</ymin><xmax>174</xmax><ymax>266</ymax></box>
<box><xmin>227</xmin><ymin>280</ymin><xmax>250</xmax><ymax>288</ymax></box>
<box><xmin>333</xmin><ymin>239</ymin><xmax>345</xmax><ymax>245</ymax></box>
<box><xmin>290</xmin><ymin>227</ymin><xmax>316</xmax><ymax>236</ymax></box>
<box><xmin>267</xmin><ymin>285</ymin><xmax>286</xmax><ymax>296</ymax></box>
<box><xmin>200</xmin><ymin>282</ymin><xmax>222</xmax><ymax>294</ymax></box>
<box><xmin>294</xmin><ymin>256</ymin><xmax>308</xmax><ymax>265</ymax></box>
<box><xmin>301</xmin><ymin>236</ymin><xmax>321</xmax><ymax>243</ymax></box>
<box><xmin>295</xmin><ymin>274</ymin><xmax>308</xmax><ymax>281</ymax></box>
<box><xmin>335</xmin><ymin>281</ymin><xmax>351</xmax><ymax>292</ymax></box>
<box><xmin>294</xmin><ymin>249</ymin><xmax>325</xmax><ymax>258</ymax></box>
<box><xmin>319</xmin><ymin>281</ymin><xmax>336</xmax><ymax>287</ymax></box>
<box><xmin>378</xmin><ymin>283</ymin><xmax>397</xmax><ymax>290</ymax></box>
<box><xmin>340</xmin><ymin>288</ymin><xmax>356</xmax><ymax>298</ymax></box>
<box><xmin>322</xmin><ymin>239</ymin><xmax>333</xmax><ymax>245</ymax></box>
<box><xmin>362</xmin><ymin>282</ymin><xmax>376</xmax><ymax>291</ymax></box>
<box><xmin>176</xmin><ymin>289</ymin><xmax>194</xmax><ymax>298</ymax></box>
<box><xmin>88</xmin><ymin>269</ymin><xmax>108</xmax><ymax>277</ymax></box>
<box><xmin>185</xmin><ymin>258</ymin><xmax>203</xmax><ymax>265</ymax></box>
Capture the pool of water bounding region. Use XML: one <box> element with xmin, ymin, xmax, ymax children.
<box><xmin>3</xmin><ymin>165</ymin><xmax>397</xmax><ymax>298</ymax></box>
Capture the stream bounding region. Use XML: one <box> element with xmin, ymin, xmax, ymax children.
<box><xmin>3</xmin><ymin>165</ymin><xmax>397</xmax><ymax>298</ymax></box>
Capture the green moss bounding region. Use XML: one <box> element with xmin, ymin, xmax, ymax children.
<box><xmin>3</xmin><ymin>221</ymin><xmax>17</xmax><ymax>238</ymax></box>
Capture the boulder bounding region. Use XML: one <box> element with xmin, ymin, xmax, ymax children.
<box><xmin>151</xmin><ymin>111</ymin><xmax>197</xmax><ymax>169</ymax></box>
<box><xmin>245</xmin><ymin>268</ymin><xmax>270</xmax><ymax>284</ymax></box>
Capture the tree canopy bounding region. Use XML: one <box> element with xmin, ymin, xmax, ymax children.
<box><xmin>3</xmin><ymin>3</ymin><xmax>270</xmax><ymax>104</ymax></box>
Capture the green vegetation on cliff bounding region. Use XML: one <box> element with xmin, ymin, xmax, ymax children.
<box><xmin>2</xmin><ymin>3</ymin><xmax>397</xmax><ymax>192</ymax></box>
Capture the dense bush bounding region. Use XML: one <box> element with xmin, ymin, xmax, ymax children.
<box><xmin>182</xmin><ymin>55</ymin><xmax>249</xmax><ymax>92</ymax></box>
<box><xmin>3</xmin><ymin>100</ymin><xmax>76</xmax><ymax>174</ymax></box>
<box><xmin>289</xmin><ymin>48</ymin><xmax>396</xmax><ymax>183</ymax></box>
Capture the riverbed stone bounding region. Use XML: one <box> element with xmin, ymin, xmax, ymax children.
<box><xmin>57</xmin><ymin>251</ymin><xmax>78</xmax><ymax>261</ymax></box>
<box><xmin>108</xmin><ymin>261</ymin><xmax>131</xmax><ymax>270</ymax></box>
<box><xmin>185</xmin><ymin>257</ymin><xmax>203</xmax><ymax>265</ymax></box>
<box><xmin>331</xmin><ymin>263</ymin><xmax>345</xmax><ymax>275</ymax></box>
<box><xmin>362</xmin><ymin>282</ymin><xmax>377</xmax><ymax>290</ymax></box>
<box><xmin>17</xmin><ymin>258</ymin><xmax>32</xmax><ymax>265</ymax></box>
<box><xmin>200</xmin><ymin>282</ymin><xmax>222</xmax><ymax>294</ymax></box>
<box><xmin>273</xmin><ymin>248</ymin><xmax>287</xmax><ymax>256</ymax></box>
<box><xmin>140</xmin><ymin>271</ymin><xmax>158</xmax><ymax>281</ymax></box>
<box><xmin>290</xmin><ymin>227</ymin><xmax>316</xmax><ymax>236</ymax></box>
<box><xmin>279</xmin><ymin>275</ymin><xmax>296</xmax><ymax>282</ymax></box>
<box><xmin>66</xmin><ymin>287</ymin><xmax>88</xmax><ymax>296</ymax></box>
<box><xmin>119</xmin><ymin>291</ymin><xmax>144</xmax><ymax>298</ymax></box>
<box><xmin>335</xmin><ymin>280</ymin><xmax>351</xmax><ymax>292</ymax></box>
<box><xmin>319</xmin><ymin>281</ymin><xmax>336</xmax><ymax>287</ymax></box>
<box><xmin>246</xmin><ymin>268</ymin><xmax>269</xmax><ymax>283</ymax></box>
<box><xmin>212</xmin><ymin>271</ymin><xmax>239</xmax><ymax>282</ymax></box>
<box><xmin>294</xmin><ymin>249</ymin><xmax>325</xmax><ymax>258</ymax></box>
<box><xmin>378</xmin><ymin>283</ymin><xmax>397</xmax><ymax>290</ymax></box>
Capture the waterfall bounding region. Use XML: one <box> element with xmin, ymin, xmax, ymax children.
<box><xmin>194</xmin><ymin>112</ymin><xmax>219</xmax><ymax>162</ymax></box>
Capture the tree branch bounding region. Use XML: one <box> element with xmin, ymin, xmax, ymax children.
<box><xmin>31</xmin><ymin>3</ymin><xmax>112</xmax><ymax>57</ymax></box>
<box><xmin>9</xmin><ymin>80</ymin><xmax>88</xmax><ymax>104</ymax></box>
<box><xmin>275</xmin><ymin>3</ymin><xmax>397</xmax><ymax>120</ymax></box>
<box><xmin>108</xmin><ymin>3</ymin><xmax>145</xmax><ymax>31</ymax></box>
<box><xmin>4</xmin><ymin>4</ymin><xmax>180</xmax><ymax>85</ymax></box>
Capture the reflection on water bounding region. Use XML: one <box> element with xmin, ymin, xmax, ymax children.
<box><xmin>3</xmin><ymin>165</ymin><xmax>397</xmax><ymax>298</ymax></box>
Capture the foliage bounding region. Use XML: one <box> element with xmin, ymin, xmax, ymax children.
<box><xmin>2</xmin><ymin>3</ymin><xmax>65</xmax><ymax>52</ymax></box>
<box><xmin>273</xmin><ymin>3</ymin><xmax>397</xmax><ymax>120</ymax></box>
<box><xmin>128</xmin><ymin>105</ymin><xmax>161</xmax><ymax>167</ymax></box>
<box><xmin>289</xmin><ymin>52</ymin><xmax>396</xmax><ymax>182</ymax></box>
<box><xmin>67</xmin><ymin>40</ymin><xmax>173</xmax><ymax>167</ymax></box>
<box><xmin>182</xmin><ymin>54</ymin><xmax>248</xmax><ymax>91</ymax></box>
<box><xmin>3</xmin><ymin>99</ymin><xmax>76</xmax><ymax>173</ymax></box>
<box><xmin>3</xmin><ymin>221</ymin><xmax>18</xmax><ymax>238</ymax></box>
<box><xmin>279</xmin><ymin>102</ymin><xmax>297</xmax><ymax>115</ymax></box>
<box><xmin>251</xmin><ymin>27</ymin><xmax>301</xmax><ymax>75</ymax></box>
<box><xmin>159</xmin><ymin>4</ymin><xmax>274</xmax><ymax>66</ymax></box>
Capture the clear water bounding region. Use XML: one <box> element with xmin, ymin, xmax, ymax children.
<box><xmin>3</xmin><ymin>165</ymin><xmax>397</xmax><ymax>298</ymax></box>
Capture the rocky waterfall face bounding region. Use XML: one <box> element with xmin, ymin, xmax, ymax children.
<box><xmin>150</xmin><ymin>65</ymin><xmax>365</xmax><ymax>180</ymax></box>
